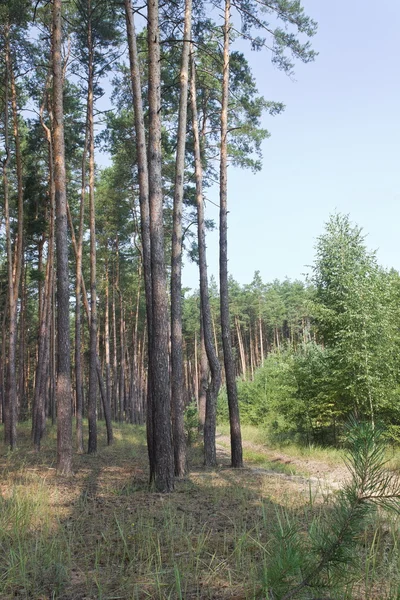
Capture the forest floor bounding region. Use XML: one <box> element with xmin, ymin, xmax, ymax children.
<box><xmin>0</xmin><ymin>422</ymin><xmax>399</xmax><ymax>600</ymax></box>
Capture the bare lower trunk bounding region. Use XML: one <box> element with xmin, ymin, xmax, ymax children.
<box><xmin>124</xmin><ymin>0</ymin><xmax>154</xmax><ymax>482</ymax></box>
<box><xmin>3</xmin><ymin>26</ymin><xmax>24</xmax><ymax>449</ymax></box>
<box><xmin>235</xmin><ymin>316</ymin><xmax>246</xmax><ymax>380</ymax></box>
<box><xmin>219</xmin><ymin>0</ymin><xmax>243</xmax><ymax>468</ymax></box>
<box><xmin>170</xmin><ymin>0</ymin><xmax>192</xmax><ymax>477</ymax></box>
<box><xmin>34</xmin><ymin>81</ymin><xmax>55</xmax><ymax>451</ymax></box>
<box><xmin>87</xmin><ymin>1</ymin><xmax>98</xmax><ymax>454</ymax></box>
<box><xmin>104</xmin><ymin>262</ymin><xmax>111</xmax><ymax>428</ymax></box>
<box><xmin>74</xmin><ymin>104</ymin><xmax>88</xmax><ymax>453</ymax></box>
<box><xmin>190</xmin><ymin>52</ymin><xmax>221</xmax><ymax>467</ymax></box>
<box><xmin>112</xmin><ymin>284</ymin><xmax>119</xmax><ymax>420</ymax></box>
<box><xmin>198</xmin><ymin>316</ymin><xmax>208</xmax><ymax>434</ymax></box>
<box><xmin>67</xmin><ymin>202</ymin><xmax>113</xmax><ymax>447</ymax></box>
<box><xmin>148</xmin><ymin>0</ymin><xmax>174</xmax><ymax>492</ymax></box>
<box><xmin>53</xmin><ymin>0</ymin><xmax>73</xmax><ymax>476</ymax></box>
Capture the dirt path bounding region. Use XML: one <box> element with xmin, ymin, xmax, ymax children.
<box><xmin>215</xmin><ymin>434</ymin><xmax>350</xmax><ymax>491</ymax></box>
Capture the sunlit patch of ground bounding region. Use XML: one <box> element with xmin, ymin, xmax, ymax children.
<box><xmin>1</xmin><ymin>422</ymin><xmax>399</xmax><ymax>599</ymax></box>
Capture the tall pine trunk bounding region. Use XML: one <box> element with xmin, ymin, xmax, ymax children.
<box><xmin>170</xmin><ymin>0</ymin><xmax>192</xmax><ymax>477</ymax></box>
<box><xmin>124</xmin><ymin>0</ymin><xmax>155</xmax><ymax>481</ymax></box>
<box><xmin>53</xmin><ymin>0</ymin><xmax>73</xmax><ymax>476</ymax></box>
<box><xmin>34</xmin><ymin>81</ymin><xmax>55</xmax><ymax>450</ymax></box>
<box><xmin>87</xmin><ymin>3</ymin><xmax>98</xmax><ymax>454</ymax></box>
<box><xmin>148</xmin><ymin>0</ymin><xmax>174</xmax><ymax>492</ymax></box>
<box><xmin>219</xmin><ymin>0</ymin><xmax>243</xmax><ymax>468</ymax></box>
<box><xmin>74</xmin><ymin>118</ymin><xmax>88</xmax><ymax>454</ymax></box>
<box><xmin>190</xmin><ymin>52</ymin><xmax>221</xmax><ymax>467</ymax></box>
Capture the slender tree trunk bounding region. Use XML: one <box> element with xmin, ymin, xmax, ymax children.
<box><xmin>235</xmin><ymin>316</ymin><xmax>246</xmax><ymax>380</ymax></box>
<box><xmin>18</xmin><ymin>265</ymin><xmax>27</xmax><ymax>419</ymax></box>
<box><xmin>131</xmin><ymin>261</ymin><xmax>142</xmax><ymax>422</ymax></box>
<box><xmin>33</xmin><ymin>203</ymin><xmax>54</xmax><ymax>450</ymax></box>
<box><xmin>10</xmin><ymin>40</ymin><xmax>24</xmax><ymax>434</ymax></box>
<box><xmin>3</xmin><ymin>27</ymin><xmax>24</xmax><ymax>448</ymax></box>
<box><xmin>104</xmin><ymin>260</ymin><xmax>111</xmax><ymax>427</ymax></box>
<box><xmin>219</xmin><ymin>0</ymin><xmax>243</xmax><ymax>468</ymax></box>
<box><xmin>249</xmin><ymin>324</ymin><xmax>255</xmax><ymax>380</ymax></box>
<box><xmin>124</xmin><ymin>0</ymin><xmax>155</xmax><ymax>482</ymax></box>
<box><xmin>53</xmin><ymin>0</ymin><xmax>73</xmax><ymax>476</ymax></box>
<box><xmin>112</xmin><ymin>283</ymin><xmax>119</xmax><ymax>420</ymax></box>
<box><xmin>118</xmin><ymin>290</ymin><xmax>126</xmax><ymax>421</ymax></box>
<box><xmin>190</xmin><ymin>52</ymin><xmax>221</xmax><ymax>466</ymax></box>
<box><xmin>259</xmin><ymin>315</ymin><xmax>264</xmax><ymax>365</ymax></box>
<box><xmin>74</xmin><ymin>118</ymin><xmax>88</xmax><ymax>454</ymax></box>
<box><xmin>198</xmin><ymin>315</ymin><xmax>208</xmax><ymax>434</ymax></box>
<box><xmin>33</xmin><ymin>81</ymin><xmax>56</xmax><ymax>450</ymax></box>
<box><xmin>170</xmin><ymin>0</ymin><xmax>192</xmax><ymax>477</ymax></box>
<box><xmin>87</xmin><ymin>5</ymin><xmax>98</xmax><ymax>454</ymax></box>
<box><xmin>148</xmin><ymin>0</ymin><xmax>174</xmax><ymax>492</ymax></box>
<box><xmin>194</xmin><ymin>330</ymin><xmax>198</xmax><ymax>404</ymax></box>
<box><xmin>2</xmin><ymin>27</ymin><xmax>13</xmax><ymax>447</ymax></box>
<box><xmin>67</xmin><ymin>202</ymin><xmax>113</xmax><ymax>445</ymax></box>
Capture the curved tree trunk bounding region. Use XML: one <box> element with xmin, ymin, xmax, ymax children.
<box><xmin>124</xmin><ymin>0</ymin><xmax>155</xmax><ymax>482</ymax></box>
<box><xmin>219</xmin><ymin>0</ymin><xmax>243</xmax><ymax>468</ymax></box>
<box><xmin>190</xmin><ymin>52</ymin><xmax>221</xmax><ymax>467</ymax></box>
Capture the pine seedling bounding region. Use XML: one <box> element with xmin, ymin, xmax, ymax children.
<box><xmin>265</xmin><ymin>419</ymin><xmax>400</xmax><ymax>600</ymax></box>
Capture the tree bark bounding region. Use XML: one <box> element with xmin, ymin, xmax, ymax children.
<box><xmin>87</xmin><ymin>2</ymin><xmax>98</xmax><ymax>454</ymax></box>
<box><xmin>75</xmin><ymin>113</ymin><xmax>88</xmax><ymax>454</ymax></box>
<box><xmin>124</xmin><ymin>0</ymin><xmax>155</xmax><ymax>482</ymax></box>
<box><xmin>198</xmin><ymin>315</ymin><xmax>208</xmax><ymax>434</ymax></box>
<box><xmin>53</xmin><ymin>0</ymin><xmax>73</xmax><ymax>476</ymax></box>
<box><xmin>2</xmin><ymin>26</ymin><xmax>24</xmax><ymax>449</ymax></box>
<box><xmin>148</xmin><ymin>0</ymin><xmax>174</xmax><ymax>492</ymax></box>
<box><xmin>190</xmin><ymin>52</ymin><xmax>221</xmax><ymax>467</ymax></box>
<box><xmin>104</xmin><ymin>260</ymin><xmax>112</xmax><ymax>428</ymax></box>
<box><xmin>170</xmin><ymin>0</ymin><xmax>192</xmax><ymax>477</ymax></box>
<box><xmin>33</xmin><ymin>80</ymin><xmax>55</xmax><ymax>451</ymax></box>
<box><xmin>219</xmin><ymin>0</ymin><xmax>243</xmax><ymax>468</ymax></box>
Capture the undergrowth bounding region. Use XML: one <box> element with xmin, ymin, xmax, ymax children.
<box><xmin>0</xmin><ymin>421</ymin><xmax>399</xmax><ymax>599</ymax></box>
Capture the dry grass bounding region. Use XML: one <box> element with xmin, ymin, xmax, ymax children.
<box><xmin>0</xmin><ymin>422</ymin><xmax>399</xmax><ymax>599</ymax></box>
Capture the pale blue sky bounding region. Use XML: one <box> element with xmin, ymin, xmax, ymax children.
<box><xmin>182</xmin><ymin>0</ymin><xmax>400</xmax><ymax>290</ymax></box>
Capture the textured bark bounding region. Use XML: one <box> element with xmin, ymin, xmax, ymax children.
<box><xmin>34</xmin><ymin>83</ymin><xmax>55</xmax><ymax>451</ymax></box>
<box><xmin>235</xmin><ymin>316</ymin><xmax>246</xmax><ymax>379</ymax></box>
<box><xmin>190</xmin><ymin>53</ymin><xmax>221</xmax><ymax>467</ymax></box>
<box><xmin>148</xmin><ymin>0</ymin><xmax>174</xmax><ymax>492</ymax></box>
<box><xmin>112</xmin><ymin>284</ymin><xmax>119</xmax><ymax>419</ymax></box>
<box><xmin>67</xmin><ymin>203</ymin><xmax>113</xmax><ymax>446</ymax></box>
<box><xmin>118</xmin><ymin>290</ymin><xmax>126</xmax><ymax>420</ymax></box>
<box><xmin>104</xmin><ymin>262</ymin><xmax>111</xmax><ymax>428</ymax></box>
<box><xmin>2</xmin><ymin>27</ymin><xmax>13</xmax><ymax>447</ymax></box>
<box><xmin>198</xmin><ymin>316</ymin><xmax>208</xmax><ymax>434</ymax></box>
<box><xmin>53</xmin><ymin>0</ymin><xmax>73</xmax><ymax>476</ymax></box>
<box><xmin>87</xmin><ymin>5</ymin><xmax>98</xmax><ymax>454</ymax></box>
<box><xmin>124</xmin><ymin>0</ymin><xmax>155</xmax><ymax>482</ymax></box>
<box><xmin>170</xmin><ymin>0</ymin><xmax>192</xmax><ymax>477</ymax></box>
<box><xmin>75</xmin><ymin>117</ymin><xmax>88</xmax><ymax>454</ymax></box>
<box><xmin>3</xmin><ymin>27</ymin><xmax>24</xmax><ymax>449</ymax></box>
<box><xmin>219</xmin><ymin>0</ymin><xmax>243</xmax><ymax>468</ymax></box>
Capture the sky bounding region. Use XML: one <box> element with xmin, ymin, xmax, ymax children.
<box><xmin>181</xmin><ymin>0</ymin><xmax>400</xmax><ymax>290</ymax></box>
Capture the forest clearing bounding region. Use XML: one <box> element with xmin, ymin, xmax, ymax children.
<box><xmin>1</xmin><ymin>421</ymin><xmax>400</xmax><ymax>599</ymax></box>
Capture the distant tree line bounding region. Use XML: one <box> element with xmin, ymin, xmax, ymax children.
<box><xmin>217</xmin><ymin>214</ymin><xmax>400</xmax><ymax>445</ymax></box>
